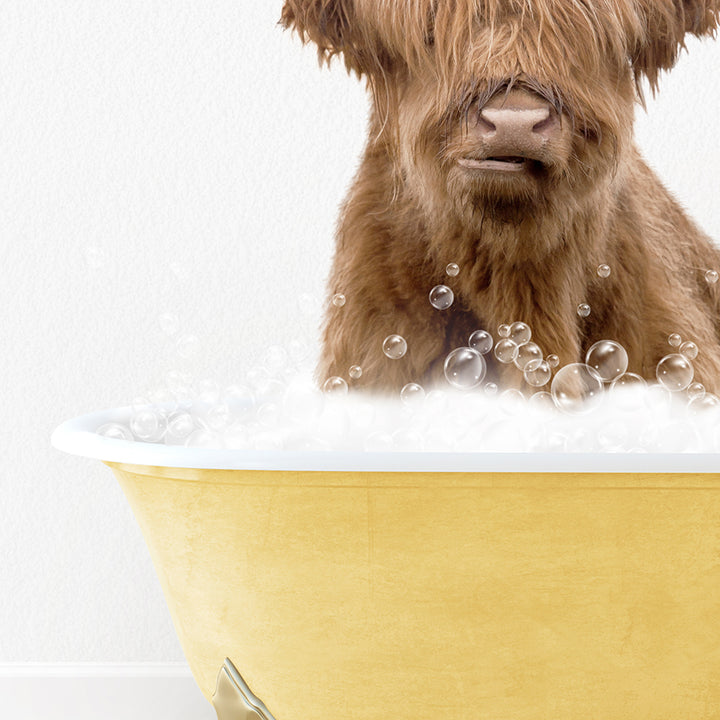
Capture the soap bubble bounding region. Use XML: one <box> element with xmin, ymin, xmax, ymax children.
<box><xmin>705</xmin><ymin>270</ymin><xmax>719</xmax><ymax>285</ymax></box>
<box><xmin>332</xmin><ymin>293</ymin><xmax>346</xmax><ymax>307</ymax></box>
<box><xmin>349</xmin><ymin>365</ymin><xmax>363</xmax><ymax>379</ymax></box>
<box><xmin>446</xmin><ymin>263</ymin><xmax>460</xmax><ymax>277</ymax></box>
<box><xmin>597</xmin><ymin>264</ymin><xmax>611</xmax><ymax>278</ymax></box>
<box><xmin>680</xmin><ymin>341</ymin><xmax>698</xmax><ymax>360</ymax></box>
<box><xmin>668</xmin><ymin>333</ymin><xmax>682</xmax><ymax>348</ymax></box>
<box><xmin>429</xmin><ymin>285</ymin><xmax>454</xmax><ymax>310</ymax></box>
<box><xmin>323</xmin><ymin>376</ymin><xmax>349</xmax><ymax>395</ymax></box>
<box><xmin>204</xmin><ymin>404</ymin><xmax>233</xmax><ymax>432</ymax></box>
<box><xmin>610</xmin><ymin>372</ymin><xmax>647</xmax><ymax>399</ymax></box>
<box><xmin>484</xmin><ymin>382</ymin><xmax>498</xmax><ymax>396</ymax></box>
<box><xmin>499</xmin><ymin>389</ymin><xmax>526</xmax><ymax>414</ymax></box>
<box><xmin>158</xmin><ymin>313</ymin><xmax>180</xmax><ymax>336</ymax></box>
<box><xmin>196</xmin><ymin>377</ymin><xmax>220</xmax><ymax>405</ymax></box>
<box><xmin>222</xmin><ymin>384</ymin><xmax>255</xmax><ymax>419</ymax></box>
<box><xmin>546</xmin><ymin>354</ymin><xmax>560</xmax><ymax>369</ymax></box>
<box><xmin>645</xmin><ymin>383</ymin><xmax>672</xmax><ymax>411</ymax></box>
<box><xmin>494</xmin><ymin>339</ymin><xmax>519</xmax><ymax>364</ymax></box>
<box><xmin>444</xmin><ymin>347</ymin><xmax>486</xmax><ymax>389</ymax></box>
<box><xmin>577</xmin><ymin>303</ymin><xmax>591</xmax><ymax>318</ymax></box>
<box><xmin>524</xmin><ymin>359</ymin><xmax>552</xmax><ymax>387</ymax></box>
<box><xmin>176</xmin><ymin>333</ymin><xmax>200</xmax><ymax>359</ymax></box>
<box><xmin>469</xmin><ymin>330</ymin><xmax>493</xmax><ymax>355</ymax></box>
<box><xmin>400</xmin><ymin>382</ymin><xmax>425</xmax><ymax>406</ymax></box>
<box><xmin>498</xmin><ymin>324</ymin><xmax>511</xmax><ymax>338</ymax></box>
<box><xmin>509</xmin><ymin>322</ymin><xmax>532</xmax><ymax>346</ymax></box>
<box><xmin>528</xmin><ymin>391</ymin><xmax>555</xmax><ymax>411</ymax></box>
<box><xmin>585</xmin><ymin>340</ymin><xmax>629</xmax><ymax>383</ymax></box>
<box><xmin>97</xmin><ymin>423</ymin><xmax>133</xmax><ymax>441</ymax></box>
<box><xmin>551</xmin><ymin>364</ymin><xmax>604</xmax><ymax>415</ymax></box>
<box><xmin>130</xmin><ymin>408</ymin><xmax>165</xmax><ymax>442</ymax></box>
<box><xmin>383</xmin><ymin>335</ymin><xmax>407</xmax><ymax>359</ymax></box>
<box><xmin>687</xmin><ymin>382</ymin><xmax>706</xmax><ymax>400</ymax></box>
<box><xmin>514</xmin><ymin>342</ymin><xmax>542</xmax><ymax>371</ymax></box>
<box><xmin>688</xmin><ymin>393</ymin><xmax>720</xmax><ymax>414</ymax></box>
<box><xmin>656</xmin><ymin>353</ymin><xmax>694</xmax><ymax>392</ymax></box>
<box><xmin>165</xmin><ymin>412</ymin><xmax>195</xmax><ymax>442</ymax></box>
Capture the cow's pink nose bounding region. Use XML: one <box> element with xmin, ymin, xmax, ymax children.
<box><xmin>472</xmin><ymin>88</ymin><xmax>560</xmax><ymax>153</ymax></box>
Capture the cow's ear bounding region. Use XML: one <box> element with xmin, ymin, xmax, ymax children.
<box><xmin>631</xmin><ymin>1</ymin><xmax>719</xmax><ymax>91</ymax></box>
<box><xmin>280</xmin><ymin>0</ymin><xmax>372</xmax><ymax>75</ymax></box>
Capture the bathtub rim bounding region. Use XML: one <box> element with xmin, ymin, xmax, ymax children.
<box><xmin>52</xmin><ymin>406</ymin><xmax>720</xmax><ymax>473</ymax></box>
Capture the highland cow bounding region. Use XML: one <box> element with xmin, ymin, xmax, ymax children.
<box><xmin>281</xmin><ymin>0</ymin><xmax>720</xmax><ymax>396</ymax></box>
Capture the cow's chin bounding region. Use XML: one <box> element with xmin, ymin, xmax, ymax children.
<box><xmin>445</xmin><ymin>163</ymin><xmax>553</xmax><ymax>227</ymax></box>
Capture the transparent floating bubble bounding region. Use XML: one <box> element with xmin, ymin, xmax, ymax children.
<box><xmin>656</xmin><ymin>353</ymin><xmax>694</xmax><ymax>392</ymax></box>
<box><xmin>610</xmin><ymin>372</ymin><xmax>647</xmax><ymax>409</ymax></box>
<box><xmin>706</xmin><ymin>270</ymin><xmax>719</xmax><ymax>285</ymax></box>
<box><xmin>679</xmin><ymin>341</ymin><xmax>698</xmax><ymax>360</ymax></box>
<box><xmin>429</xmin><ymin>285</ymin><xmax>454</xmax><ymax>310</ymax></box>
<box><xmin>165</xmin><ymin>412</ymin><xmax>195</xmax><ymax>442</ymax></box>
<box><xmin>222</xmin><ymin>384</ymin><xmax>255</xmax><ymax>419</ymax></box>
<box><xmin>551</xmin><ymin>363</ymin><xmax>604</xmax><ymax>415</ymax></box>
<box><xmin>400</xmin><ymin>382</ymin><xmax>426</xmax><ymax>406</ymax></box>
<box><xmin>349</xmin><ymin>365</ymin><xmax>363</xmax><ymax>380</ymax></box>
<box><xmin>498</xmin><ymin>324</ymin><xmax>511</xmax><ymax>338</ymax></box>
<box><xmin>204</xmin><ymin>404</ymin><xmax>233</xmax><ymax>433</ymax></box>
<box><xmin>546</xmin><ymin>354</ymin><xmax>560</xmax><ymax>369</ymax></box>
<box><xmin>176</xmin><ymin>333</ymin><xmax>200</xmax><ymax>359</ymax></box>
<box><xmin>514</xmin><ymin>342</ymin><xmax>542</xmax><ymax>371</ymax></box>
<box><xmin>97</xmin><ymin>423</ymin><xmax>133</xmax><ymax>441</ymax></box>
<box><xmin>494</xmin><ymin>338</ymin><xmax>519</xmax><ymax>364</ymax></box>
<box><xmin>687</xmin><ymin>382</ymin><xmax>706</xmax><ymax>400</ymax></box>
<box><xmin>484</xmin><ymin>382</ymin><xmax>498</xmax><ymax>396</ymax></box>
<box><xmin>383</xmin><ymin>334</ymin><xmax>407</xmax><ymax>359</ymax></box>
<box><xmin>323</xmin><ymin>376</ymin><xmax>349</xmax><ymax>395</ymax></box>
<box><xmin>446</xmin><ymin>263</ymin><xmax>460</xmax><ymax>277</ymax></box>
<box><xmin>688</xmin><ymin>392</ymin><xmax>720</xmax><ymax>415</ymax></box>
<box><xmin>577</xmin><ymin>303</ymin><xmax>591</xmax><ymax>318</ymax></box>
<box><xmin>597</xmin><ymin>264</ymin><xmax>611</xmax><ymax>278</ymax></box>
<box><xmin>469</xmin><ymin>329</ymin><xmax>493</xmax><ymax>355</ymax></box>
<box><xmin>528</xmin><ymin>391</ymin><xmax>555</xmax><ymax>411</ymax></box>
<box><xmin>524</xmin><ymin>359</ymin><xmax>552</xmax><ymax>387</ymax></box>
<box><xmin>444</xmin><ymin>347</ymin><xmax>486</xmax><ymax>389</ymax></box>
<box><xmin>130</xmin><ymin>408</ymin><xmax>166</xmax><ymax>442</ymax></box>
<box><xmin>644</xmin><ymin>383</ymin><xmax>672</xmax><ymax>411</ymax></box>
<box><xmin>668</xmin><ymin>333</ymin><xmax>682</xmax><ymax>348</ymax></box>
<box><xmin>687</xmin><ymin>393</ymin><xmax>720</xmax><ymax>415</ymax></box>
<box><xmin>158</xmin><ymin>313</ymin><xmax>180</xmax><ymax>336</ymax></box>
<box><xmin>332</xmin><ymin>293</ymin><xmax>347</xmax><ymax>307</ymax></box>
<box><xmin>196</xmin><ymin>377</ymin><xmax>221</xmax><ymax>405</ymax></box>
<box><xmin>509</xmin><ymin>322</ymin><xmax>532</xmax><ymax>346</ymax></box>
<box><xmin>585</xmin><ymin>340</ymin><xmax>629</xmax><ymax>383</ymax></box>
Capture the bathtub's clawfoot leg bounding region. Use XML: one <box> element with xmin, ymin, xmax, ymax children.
<box><xmin>212</xmin><ymin>658</ymin><xmax>278</xmax><ymax>720</ymax></box>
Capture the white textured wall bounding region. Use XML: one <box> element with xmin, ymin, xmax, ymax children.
<box><xmin>0</xmin><ymin>1</ymin><xmax>718</xmax><ymax>664</ymax></box>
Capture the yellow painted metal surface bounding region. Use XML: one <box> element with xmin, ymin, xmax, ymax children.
<box><xmin>107</xmin><ymin>463</ymin><xmax>720</xmax><ymax>719</ymax></box>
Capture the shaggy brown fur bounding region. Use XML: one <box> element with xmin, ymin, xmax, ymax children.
<box><xmin>281</xmin><ymin>0</ymin><xmax>720</xmax><ymax>395</ymax></box>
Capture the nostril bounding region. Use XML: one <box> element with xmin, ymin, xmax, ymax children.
<box><xmin>532</xmin><ymin>110</ymin><xmax>557</xmax><ymax>135</ymax></box>
<box><xmin>476</xmin><ymin>111</ymin><xmax>496</xmax><ymax>134</ymax></box>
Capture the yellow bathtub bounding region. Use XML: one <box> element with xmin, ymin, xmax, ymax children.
<box><xmin>53</xmin><ymin>408</ymin><xmax>720</xmax><ymax>719</ymax></box>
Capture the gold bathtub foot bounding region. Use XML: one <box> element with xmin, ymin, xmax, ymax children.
<box><xmin>212</xmin><ymin>658</ymin><xmax>277</xmax><ymax>720</ymax></box>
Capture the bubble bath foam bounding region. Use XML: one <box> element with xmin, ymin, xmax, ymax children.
<box><xmin>53</xmin><ymin>410</ymin><xmax>720</xmax><ymax>720</ymax></box>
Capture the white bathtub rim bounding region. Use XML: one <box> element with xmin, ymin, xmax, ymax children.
<box><xmin>51</xmin><ymin>406</ymin><xmax>720</xmax><ymax>473</ymax></box>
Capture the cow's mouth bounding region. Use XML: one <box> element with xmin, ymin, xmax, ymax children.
<box><xmin>458</xmin><ymin>156</ymin><xmax>531</xmax><ymax>172</ymax></box>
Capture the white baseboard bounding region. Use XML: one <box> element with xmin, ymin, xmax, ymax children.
<box><xmin>0</xmin><ymin>664</ymin><xmax>216</xmax><ymax>720</ymax></box>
